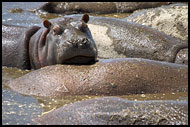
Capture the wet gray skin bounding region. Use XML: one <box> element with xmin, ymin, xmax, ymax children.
<box><xmin>2</xmin><ymin>66</ymin><xmax>188</xmax><ymax>125</ymax></box>
<box><xmin>34</xmin><ymin>2</ymin><xmax>172</xmax><ymax>14</ymax></box>
<box><xmin>175</xmin><ymin>48</ymin><xmax>188</xmax><ymax>64</ymax></box>
<box><xmin>63</xmin><ymin>14</ymin><xmax>188</xmax><ymax>64</ymax></box>
<box><xmin>89</xmin><ymin>16</ymin><xmax>188</xmax><ymax>63</ymax></box>
<box><xmin>8</xmin><ymin>58</ymin><xmax>188</xmax><ymax>97</ymax></box>
<box><xmin>34</xmin><ymin>96</ymin><xmax>188</xmax><ymax>125</ymax></box>
<box><xmin>2</xmin><ymin>14</ymin><xmax>97</xmax><ymax>69</ymax></box>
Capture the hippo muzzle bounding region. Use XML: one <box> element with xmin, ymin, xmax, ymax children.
<box><xmin>29</xmin><ymin>14</ymin><xmax>98</xmax><ymax>69</ymax></box>
<box><xmin>56</xmin><ymin>33</ymin><xmax>98</xmax><ymax>65</ymax></box>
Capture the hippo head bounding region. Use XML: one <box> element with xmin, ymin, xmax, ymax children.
<box><xmin>29</xmin><ymin>14</ymin><xmax>98</xmax><ymax>69</ymax></box>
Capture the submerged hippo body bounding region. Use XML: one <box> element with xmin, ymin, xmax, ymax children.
<box><xmin>2</xmin><ymin>14</ymin><xmax>97</xmax><ymax>69</ymax></box>
<box><xmin>35</xmin><ymin>2</ymin><xmax>172</xmax><ymax>14</ymax></box>
<box><xmin>89</xmin><ymin>16</ymin><xmax>188</xmax><ymax>63</ymax></box>
<box><xmin>63</xmin><ymin>15</ymin><xmax>188</xmax><ymax>64</ymax></box>
<box><xmin>34</xmin><ymin>97</ymin><xmax>188</xmax><ymax>125</ymax></box>
<box><xmin>8</xmin><ymin>58</ymin><xmax>188</xmax><ymax>97</ymax></box>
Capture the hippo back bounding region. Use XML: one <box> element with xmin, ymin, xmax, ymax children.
<box><xmin>2</xmin><ymin>24</ymin><xmax>40</xmax><ymax>69</ymax></box>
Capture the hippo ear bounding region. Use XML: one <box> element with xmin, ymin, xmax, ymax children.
<box><xmin>43</xmin><ymin>20</ymin><xmax>52</xmax><ymax>29</ymax></box>
<box><xmin>82</xmin><ymin>14</ymin><xmax>89</xmax><ymax>23</ymax></box>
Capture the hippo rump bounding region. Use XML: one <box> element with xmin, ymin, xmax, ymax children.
<box><xmin>34</xmin><ymin>2</ymin><xmax>172</xmax><ymax>14</ymax></box>
<box><xmin>34</xmin><ymin>96</ymin><xmax>188</xmax><ymax>125</ymax></box>
<box><xmin>8</xmin><ymin>58</ymin><xmax>188</xmax><ymax>97</ymax></box>
<box><xmin>62</xmin><ymin>14</ymin><xmax>188</xmax><ymax>64</ymax></box>
<box><xmin>2</xmin><ymin>14</ymin><xmax>97</xmax><ymax>70</ymax></box>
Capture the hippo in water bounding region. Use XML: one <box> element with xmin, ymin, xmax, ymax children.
<box><xmin>2</xmin><ymin>14</ymin><xmax>97</xmax><ymax>69</ymax></box>
<box><xmin>34</xmin><ymin>96</ymin><xmax>188</xmax><ymax>125</ymax></box>
<box><xmin>8</xmin><ymin>58</ymin><xmax>188</xmax><ymax>97</ymax></box>
<box><xmin>62</xmin><ymin>14</ymin><xmax>188</xmax><ymax>64</ymax></box>
<box><xmin>33</xmin><ymin>2</ymin><xmax>172</xmax><ymax>14</ymax></box>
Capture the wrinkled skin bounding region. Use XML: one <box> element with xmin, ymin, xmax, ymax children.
<box><xmin>2</xmin><ymin>14</ymin><xmax>97</xmax><ymax>69</ymax></box>
<box><xmin>8</xmin><ymin>58</ymin><xmax>188</xmax><ymax>97</ymax></box>
<box><xmin>34</xmin><ymin>96</ymin><xmax>188</xmax><ymax>125</ymax></box>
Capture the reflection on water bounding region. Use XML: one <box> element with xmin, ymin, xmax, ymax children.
<box><xmin>2</xmin><ymin>88</ymin><xmax>42</xmax><ymax>125</ymax></box>
<box><xmin>2</xmin><ymin>67</ymin><xmax>40</xmax><ymax>125</ymax></box>
<box><xmin>2</xmin><ymin>2</ymin><xmax>45</xmax><ymax>27</ymax></box>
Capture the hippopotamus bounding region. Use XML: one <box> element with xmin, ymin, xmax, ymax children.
<box><xmin>2</xmin><ymin>14</ymin><xmax>97</xmax><ymax>70</ymax></box>
<box><xmin>34</xmin><ymin>2</ymin><xmax>172</xmax><ymax>14</ymax></box>
<box><xmin>123</xmin><ymin>3</ymin><xmax>188</xmax><ymax>41</ymax></box>
<box><xmin>8</xmin><ymin>58</ymin><xmax>188</xmax><ymax>97</ymax></box>
<box><xmin>61</xmin><ymin>14</ymin><xmax>188</xmax><ymax>64</ymax></box>
<box><xmin>34</xmin><ymin>96</ymin><xmax>188</xmax><ymax>125</ymax></box>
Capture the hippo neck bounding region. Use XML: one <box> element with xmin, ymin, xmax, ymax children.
<box><xmin>28</xmin><ymin>27</ymin><xmax>50</xmax><ymax>69</ymax></box>
<box><xmin>17</xmin><ymin>26</ymin><xmax>41</xmax><ymax>69</ymax></box>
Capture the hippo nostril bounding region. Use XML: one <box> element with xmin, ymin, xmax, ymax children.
<box><xmin>69</xmin><ymin>38</ymin><xmax>90</xmax><ymax>48</ymax></box>
<box><xmin>81</xmin><ymin>38</ymin><xmax>85</xmax><ymax>42</ymax></box>
<box><xmin>76</xmin><ymin>38</ymin><xmax>88</xmax><ymax>48</ymax></box>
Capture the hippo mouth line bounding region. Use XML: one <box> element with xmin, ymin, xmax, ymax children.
<box><xmin>62</xmin><ymin>55</ymin><xmax>96</xmax><ymax>65</ymax></box>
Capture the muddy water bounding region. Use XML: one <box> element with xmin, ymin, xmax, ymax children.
<box><xmin>2</xmin><ymin>2</ymin><xmax>44</xmax><ymax>26</ymax></box>
<box><xmin>2</xmin><ymin>2</ymin><xmax>188</xmax><ymax>125</ymax></box>
<box><xmin>2</xmin><ymin>67</ymin><xmax>188</xmax><ymax>125</ymax></box>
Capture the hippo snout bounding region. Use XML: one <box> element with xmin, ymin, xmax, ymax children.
<box><xmin>68</xmin><ymin>38</ymin><xmax>92</xmax><ymax>49</ymax></box>
<box><xmin>56</xmin><ymin>36</ymin><xmax>97</xmax><ymax>65</ymax></box>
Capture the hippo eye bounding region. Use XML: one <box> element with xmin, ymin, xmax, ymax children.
<box><xmin>52</xmin><ymin>25</ymin><xmax>62</xmax><ymax>35</ymax></box>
